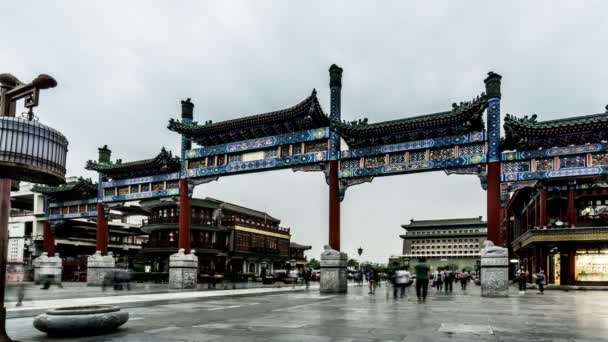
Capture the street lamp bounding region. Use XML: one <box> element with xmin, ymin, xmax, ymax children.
<box><xmin>0</xmin><ymin>73</ymin><xmax>67</xmax><ymax>342</ymax></box>
<box><xmin>357</xmin><ymin>247</ymin><xmax>363</xmax><ymax>256</ymax></box>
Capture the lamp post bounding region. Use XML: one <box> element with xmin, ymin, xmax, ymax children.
<box><xmin>0</xmin><ymin>73</ymin><xmax>67</xmax><ymax>342</ymax></box>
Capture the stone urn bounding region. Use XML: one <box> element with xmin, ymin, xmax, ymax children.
<box><xmin>33</xmin><ymin>305</ymin><xmax>129</xmax><ymax>336</ymax></box>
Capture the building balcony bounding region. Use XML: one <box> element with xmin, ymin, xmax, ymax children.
<box><xmin>511</xmin><ymin>227</ymin><xmax>608</xmax><ymax>252</ymax></box>
<box><xmin>222</xmin><ymin>219</ymin><xmax>290</xmax><ymax>235</ymax></box>
<box><xmin>142</xmin><ymin>216</ymin><xmax>217</xmax><ymax>227</ymax></box>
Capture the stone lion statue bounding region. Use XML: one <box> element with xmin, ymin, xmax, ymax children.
<box><xmin>481</xmin><ymin>240</ymin><xmax>507</xmax><ymax>257</ymax></box>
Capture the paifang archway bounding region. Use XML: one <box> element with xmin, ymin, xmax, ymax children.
<box><xmin>36</xmin><ymin>65</ymin><xmax>608</xmax><ymax>278</ymax></box>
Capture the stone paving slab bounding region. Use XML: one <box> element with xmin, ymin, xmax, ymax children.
<box><xmin>6</xmin><ymin>283</ymin><xmax>608</xmax><ymax>341</ymax></box>
<box><xmin>6</xmin><ymin>284</ymin><xmax>316</xmax><ymax>318</ymax></box>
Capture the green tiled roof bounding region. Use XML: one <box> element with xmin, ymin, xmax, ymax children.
<box><xmin>335</xmin><ymin>94</ymin><xmax>487</xmax><ymax>148</ymax></box>
<box><xmin>85</xmin><ymin>148</ymin><xmax>180</xmax><ymax>179</ymax></box>
<box><xmin>503</xmin><ymin>110</ymin><xmax>608</xmax><ymax>150</ymax></box>
<box><xmin>167</xmin><ymin>90</ymin><xmax>329</xmax><ymax>146</ymax></box>
<box><xmin>32</xmin><ymin>177</ymin><xmax>98</xmax><ymax>201</ymax></box>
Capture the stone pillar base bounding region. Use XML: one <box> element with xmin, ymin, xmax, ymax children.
<box><xmin>33</xmin><ymin>252</ymin><xmax>63</xmax><ymax>284</ymax></box>
<box><xmin>86</xmin><ymin>251</ymin><xmax>115</xmax><ymax>286</ymax></box>
<box><xmin>480</xmin><ymin>241</ymin><xmax>509</xmax><ymax>297</ymax></box>
<box><xmin>320</xmin><ymin>245</ymin><xmax>348</xmax><ymax>294</ymax></box>
<box><xmin>169</xmin><ymin>249</ymin><xmax>198</xmax><ymax>289</ymax></box>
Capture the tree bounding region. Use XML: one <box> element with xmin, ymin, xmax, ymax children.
<box><xmin>307</xmin><ymin>258</ymin><xmax>320</xmax><ymax>270</ymax></box>
<box><xmin>347</xmin><ymin>259</ymin><xmax>359</xmax><ymax>269</ymax></box>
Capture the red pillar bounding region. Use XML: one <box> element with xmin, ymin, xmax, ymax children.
<box><xmin>487</xmin><ymin>162</ymin><xmax>502</xmax><ymax>245</ymax></box>
<box><xmin>178</xmin><ymin>178</ymin><xmax>191</xmax><ymax>253</ymax></box>
<box><xmin>328</xmin><ymin>160</ymin><xmax>340</xmax><ymax>251</ymax></box>
<box><xmin>539</xmin><ymin>190</ymin><xmax>548</xmax><ymax>227</ymax></box>
<box><xmin>42</xmin><ymin>221</ymin><xmax>56</xmax><ymax>257</ymax></box>
<box><xmin>96</xmin><ymin>203</ymin><xmax>108</xmax><ymax>255</ymax></box>
<box><xmin>567</xmin><ymin>187</ymin><xmax>576</xmax><ymax>228</ymax></box>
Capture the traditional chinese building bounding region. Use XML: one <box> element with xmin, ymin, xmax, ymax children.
<box><xmin>137</xmin><ymin>196</ymin><xmax>297</xmax><ymax>276</ymax></box>
<box><xmin>30</xmin><ymin>177</ymin><xmax>146</xmax><ymax>280</ymax></box>
<box><xmin>400</xmin><ymin>217</ymin><xmax>487</xmax><ymax>270</ymax></box>
<box><xmin>504</xmin><ymin>111</ymin><xmax>608</xmax><ymax>286</ymax></box>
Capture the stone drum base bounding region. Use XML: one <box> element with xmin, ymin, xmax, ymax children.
<box><xmin>87</xmin><ymin>251</ymin><xmax>116</xmax><ymax>286</ymax></box>
<box><xmin>33</xmin><ymin>252</ymin><xmax>63</xmax><ymax>285</ymax></box>
<box><xmin>320</xmin><ymin>245</ymin><xmax>348</xmax><ymax>294</ymax></box>
<box><xmin>169</xmin><ymin>248</ymin><xmax>199</xmax><ymax>289</ymax></box>
<box><xmin>33</xmin><ymin>305</ymin><xmax>129</xmax><ymax>336</ymax></box>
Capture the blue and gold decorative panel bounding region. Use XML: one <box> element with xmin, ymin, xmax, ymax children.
<box><xmin>364</xmin><ymin>156</ymin><xmax>386</xmax><ymax>168</ymax></box>
<box><xmin>560</xmin><ymin>156</ymin><xmax>586</xmax><ymax>169</ymax></box>
<box><xmin>102</xmin><ymin>173</ymin><xmax>180</xmax><ymax>188</ymax></box>
<box><xmin>340</xmin><ymin>159</ymin><xmax>360</xmax><ymax>170</ymax></box>
<box><xmin>502</xmin><ymin>143</ymin><xmax>605</xmax><ymax>161</ymax></box>
<box><xmin>338</xmin><ymin>154</ymin><xmax>486</xmax><ymax>179</ymax></box>
<box><xmin>48</xmin><ymin>211</ymin><xmax>97</xmax><ymax>221</ymax></box>
<box><xmin>389</xmin><ymin>153</ymin><xmax>406</xmax><ymax>164</ymax></box>
<box><xmin>486</xmin><ymin>98</ymin><xmax>501</xmax><ymax>162</ymax></box>
<box><xmin>459</xmin><ymin>144</ymin><xmax>485</xmax><ymax>157</ymax></box>
<box><xmin>340</xmin><ymin>132</ymin><xmax>486</xmax><ymax>159</ymax></box>
<box><xmin>48</xmin><ymin>198</ymin><xmax>97</xmax><ymax>209</ymax></box>
<box><xmin>410</xmin><ymin>151</ymin><xmax>426</xmax><ymax>162</ymax></box>
<box><xmin>430</xmin><ymin>148</ymin><xmax>455</xmax><ymax>161</ymax></box>
<box><xmin>536</xmin><ymin>159</ymin><xmax>554</xmax><ymax>171</ymax></box>
<box><xmin>592</xmin><ymin>153</ymin><xmax>608</xmax><ymax>166</ymax></box>
<box><xmin>186</xmin><ymin>128</ymin><xmax>329</xmax><ymax>159</ymax></box>
<box><xmin>501</xmin><ymin>166</ymin><xmax>608</xmax><ymax>182</ymax></box>
<box><xmin>103</xmin><ymin>188</ymin><xmax>180</xmax><ymax>203</ymax></box>
<box><xmin>503</xmin><ymin>161</ymin><xmax>530</xmax><ymax>173</ymax></box>
<box><xmin>188</xmin><ymin>151</ymin><xmax>328</xmax><ymax>178</ymax></box>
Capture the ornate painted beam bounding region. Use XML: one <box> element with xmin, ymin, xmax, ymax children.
<box><xmin>101</xmin><ymin>172</ymin><xmax>180</xmax><ymax>188</ymax></box>
<box><xmin>502</xmin><ymin>143</ymin><xmax>608</xmax><ymax>161</ymax></box>
<box><xmin>186</xmin><ymin>127</ymin><xmax>329</xmax><ymax>159</ymax></box>
<box><xmin>188</xmin><ymin>151</ymin><xmax>328</xmax><ymax>178</ymax></box>
<box><xmin>48</xmin><ymin>211</ymin><xmax>97</xmax><ymax>221</ymax></box>
<box><xmin>340</xmin><ymin>131</ymin><xmax>486</xmax><ymax>159</ymax></box>
<box><xmin>501</xmin><ymin>166</ymin><xmax>608</xmax><ymax>182</ymax></box>
<box><xmin>48</xmin><ymin>198</ymin><xmax>98</xmax><ymax>208</ymax></box>
<box><xmin>338</xmin><ymin>154</ymin><xmax>486</xmax><ymax>179</ymax></box>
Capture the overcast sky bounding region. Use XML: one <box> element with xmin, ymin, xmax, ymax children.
<box><xmin>3</xmin><ymin>1</ymin><xmax>607</xmax><ymax>262</ymax></box>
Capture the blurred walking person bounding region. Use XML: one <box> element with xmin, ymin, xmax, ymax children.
<box><xmin>517</xmin><ymin>265</ymin><xmax>528</xmax><ymax>294</ymax></box>
<box><xmin>535</xmin><ymin>269</ymin><xmax>546</xmax><ymax>295</ymax></box>
<box><xmin>414</xmin><ymin>257</ymin><xmax>430</xmax><ymax>302</ymax></box>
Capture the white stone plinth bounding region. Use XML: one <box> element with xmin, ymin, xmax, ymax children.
<box><xmin>33</xmin><ymin>252</ymin><xmax>63</xmax><ymax>284</ymax></box>
<box><xmin>86</xmin><ymin>251</ymin><xmax>116</xmax><ymax>286</ymax></box>
<box><xmin>169</xmin><ymin>249</ymin><xmax>198</xmax><ymax>289</ymax></box>
<box><xmin>320</xmin><ymin>245</ymin><xmax>348</xmax><ymax>294</ymax></box>
<box><xmin>480</xmin><ymin>241</ymin><xmax>509</xmax><ymax>297</ymax></box>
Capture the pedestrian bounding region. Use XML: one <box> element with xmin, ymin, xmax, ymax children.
<box><xmin>461</xmin><ymin>271</ymin><xmax>469</xmax><ymax>290</ymax></box>
<box><xmin>303</xmin><ymin>267</ymin><xmax>311</xmax><ymax>290</ymax></box>
<box><xmin>535</xmin><ymin>269</ymin><xmax>546</xmax><ymax>295</ymax></box>
<box><xmin>368</xmin><ymin>269</ymin><xmax>376</xmax><ymax>295</ymax></box>
<box><xmin>209</xmin><ymin>268</ymin><xmax>216</xmax><ymax>289</ymax></box>
<box><xmin>40</xmin><ymin>274</ymin><xmax>63</xmax><ymax>290</ymax></box>
<box><xmin>393</xmin><ymin>266</ymin><xmax>412</xmax><ymax>299</ymax></box>
<box><xmin>16</xmin><ymin>280</ymin><xmax>25</xmax><ymax>307</ymax></box>
<box><xmin>516</xmin><ymin>265</ymin><xmax>528</xmax><ymax>294</ymax></box>
<box><xmin>434</xmin><ymin>268</ymin><xmax>443</xmax><ymax>292</ymax></box>
<box><xmin>414</xmin><ymin>257</ymin><xmax>430</xmax><ymax>302</ymax></box>
<box><xmin>446</xmin><ymin>268</ymin><xmax>454</xmax><ymax>293</ymax></box>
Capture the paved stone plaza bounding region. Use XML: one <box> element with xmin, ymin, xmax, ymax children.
<box><xmin>5</xmin><ymin>283</ymin><xmax>608</xmax><ymax>341</ymax></box>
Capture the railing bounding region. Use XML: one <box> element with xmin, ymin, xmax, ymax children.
<box><xmin>142</xmin><ymin>216</ymin><xmax>217</xmax><ymax>226</ymax></box>
<box><xmin>512</xmin><ymin>226</ymin><xmax>608</xmax><ymax>248</ymax></box>
<box><xmin>222</xmin><ymin>219</ymin><xmax>290</xmax><ymax>234</ymax></box>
